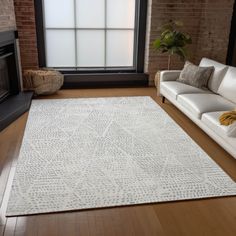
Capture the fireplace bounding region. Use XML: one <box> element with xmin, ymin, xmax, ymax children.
<box><xmin>0</xmin><ymin>58</ymin><xmax>10</xmax><ymax>102</ymax></box>
<box><xmin>0</xmin><ymin>31</ymin><xmax>33</xmax><ymax>131</ymax></box>
<box><xmin>0</xmin><ymin>45</ymin><xmax>19</xmax><ymax>103</ymax></box>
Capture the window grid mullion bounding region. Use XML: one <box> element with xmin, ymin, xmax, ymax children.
<box><xmin>42</xmin><ymin>0</ymin><xmax>48</xmax><ymax>67</ymax></box>
<box><xmin>133</xmin><ymin>0</ymin><xmax>138</xmax><ymax>69</ymax></box>
<box><xmin>74</xmin><ymin>0</ymin><xmax>78</xmax><ymax>67</ymax></box>
<box><xmin>104</xmin><ymin>0</ymin><xmax>107</xmax><ymax>67</ymax></box>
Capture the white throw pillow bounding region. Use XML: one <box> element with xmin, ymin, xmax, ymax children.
<box><xmin>199</xmin><ymin>58</ymin><xmax>228</xmax><ymax>93</ymax></box>
<box><xmin>218</xmin><ymin>66</ymin><xmax>236</xmax><ymax>104</ymax></box>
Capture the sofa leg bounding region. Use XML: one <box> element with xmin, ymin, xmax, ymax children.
<box><xmin>162</xmin><ymin>96</ymin><xmax>166</xmax><ymax>103</ymax></box>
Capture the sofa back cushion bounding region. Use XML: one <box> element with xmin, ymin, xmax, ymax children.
<box><xmin>199</xmin><ymin>58</ymin><xmax>228</xmax><ymax>93</ymax></box>
<box><xmin>218</xmin><ymin>66</ymin><xmax>236</xmax><ymax>104</ymax></box>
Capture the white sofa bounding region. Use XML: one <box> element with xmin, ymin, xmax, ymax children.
<box><xmin>160</xmin><ymin>58</ymin><xmax>236</xmax><ymax>159</ymax></box>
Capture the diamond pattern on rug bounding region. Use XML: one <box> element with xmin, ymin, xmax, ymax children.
<box><xmin>6</xmin><ymin>96</ymin><xmax>236</xmax><ymax>216</ymax></box>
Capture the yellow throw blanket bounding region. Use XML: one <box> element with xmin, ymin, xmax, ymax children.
<box><xmin>219</xmin><ymin>110</ymin><xmax>236</xmax><ymax>126</ymax></box>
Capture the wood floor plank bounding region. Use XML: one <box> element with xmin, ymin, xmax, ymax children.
<box><xmin>198</xmin><ymin>198</ymin><xmax>236</xmax><ymax>236</ymax></box>
<box><xmin>14</xmin><ymin>217</ymin><xmax>27</xmax><ymax>236</ymax></box>
<box><xmin>0</xmin><ymin>88</ymin><xmax>235</xmax><ymax>236</ymax></box>
<box><xmin>0</xmin><ymin>167</ymin><xmax>16</xmax><ymax>228</ymax></box>
<box><xmin>37</xmin><ymin>215</ymin><xmax>58</xmax><ymax>236</ymax></box>
<box><xmin>57</xmin><ymin>212</ymin><xmax>77</xmax><ymax>236</ymax></box>
<box><xmin>154</xmin><ymin>201</ymin><xmax>210</xmax><ymax>236</ymax></box>
<box><xmin>3</xmin><ymin>217</ymin><xmax>17</xmax><ymax>236</ymax></box>
<box><xmin>0</xmin><ymin>114</ymin><xmax>28</xmax><ymax>207</ymax></box>
<box><xmin>0</xmin><ymin>226</ymin><xmax>5</xmax><ymax>236</ymax></box>
<box><xmin>134</xmin><ymin>205</ymin><xmax>165</xmax><ymax>236</ymax></box>
<box><xmin>0</xmin><ymin>125</ymin><xmax>16</xmax><ymax>205</ymax></box>
<box><xmin>95</xmin><ymin>209</ymin><xmax>116</xmax><ymax>236</ymax></box>
<box><xmin>0</xmin><ymin>164</ymin><xmax>11</xmax><ymax>209</ymax></box>
<box><xmin>16</xmin><ymin>216</ymin><xmax>38</xmax><ymax>236</ymax></box>
<box><xmin>75</xmin><ymin>211</ymin><xmax>90</xmax><ymax>236</ymax></box>
<box><xmin>115</xmin><ymin>208</ymin><xmax>136</xmax><ymax>236</ymax></box>
<box><xmin>87</xmin><ymin>210</ymin><xmax>105</xmax><ymax>236</ymax></box>
<box><xmin>107</xmin><ymin>208</ymin><xmax>131</xmax><ymax>236</ymax></box>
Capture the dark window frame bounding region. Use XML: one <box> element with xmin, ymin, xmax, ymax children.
<box><xmin>227</xmin><ymin>0</ymin><xmax>236</xmax><ymax>66</ymax></box>
<box><xmin>34</xmin><ymin>0</ymin><xmax>148</xmax><ymax>74</ymax></box>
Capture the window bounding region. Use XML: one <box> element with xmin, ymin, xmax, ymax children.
<box><xmin>227</xmin><ymin>0</ymin><xmax>236</xmax><ymax>66</ymax></box>
<box><xmin>43</xmin><ymin>0</ymin><xmax>137</xmax><ymax>69</ymax></box>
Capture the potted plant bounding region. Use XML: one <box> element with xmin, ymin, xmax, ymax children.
<box><xmin>153</xmin><ymin>20</ymin><xmax>192</xmax><ymax>70</ymax></box>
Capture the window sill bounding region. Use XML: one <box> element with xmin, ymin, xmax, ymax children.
<box><xmin>62</xmin><ymin>73</ymin><xmax>149</xmax><ymax>88</ymax></box>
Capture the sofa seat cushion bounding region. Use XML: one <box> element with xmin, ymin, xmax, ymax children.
<box><xmin>160</xmin><ymin>81</ymin><xmax>211</xmax><ymax>100</ymax></box>
<box><xmin>177</xmin><ymin>94</ymin><xmax>236</xmax><ymax>119</ymax></box>
<box><xmin>202</xmin><ymin>111</ymin><xmax>236</xmax><ymax>137</ymax></box>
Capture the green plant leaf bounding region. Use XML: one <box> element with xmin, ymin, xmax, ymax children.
<box><xmin>152</xmin><ymin>20</ymin><xmax>192</xmax><ymax>61</ymax></box>
<box><xmin>153</xmin><ymin>39</ymin><xmax>161</xmax><ymax>49</ymax></box>
<box><xmin>161</xmin><ymin>29</ymin><xmax>171</xmax><ymax>38</ymax></box>
<box><xmin>177</xmin><ymin>47</ymin><xmax>187</xmax><ymax>61</ymax></box>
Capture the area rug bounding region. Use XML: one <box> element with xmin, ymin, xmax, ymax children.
<box><xmin>6</xmin><ymin>96</ymin><xmax>236</xmax><ymax>216</ymax></box>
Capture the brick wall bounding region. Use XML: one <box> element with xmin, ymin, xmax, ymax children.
<box><xmin>0</xmin><ymin>0</ymin><xmax>16</xmax><ymax>32</ymax></box>
<box><xmin>145</xmin><ymin>0</ymin><xmax>234</xmax><ymax>85</ymax></box>
<box><xmin>14</xmin><ymin>0</ymin><xmax>39</xmax><ymax>70</ymax></box>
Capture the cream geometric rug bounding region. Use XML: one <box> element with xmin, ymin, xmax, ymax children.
<box><xmin>6</xmin><ymin>96</ymin><xmax>236</xmax><ymax>216</ymax></box>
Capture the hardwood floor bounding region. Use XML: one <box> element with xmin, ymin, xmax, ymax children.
<box><xmin>0</xmin><ymin>87</ymin><xmax>236</xmax><ymax>236</ymax></box>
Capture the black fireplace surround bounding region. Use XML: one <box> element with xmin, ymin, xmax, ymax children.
<box><xmin>0</xmin><ymin>31</ymin><xmax>33</xmax><ymax>131</ymax></box>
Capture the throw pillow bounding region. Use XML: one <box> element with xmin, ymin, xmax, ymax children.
<box><xmin>177</xmin><ymin>61</ymin><xmax>214</xmax><ymax>89</ymax></box>
<box><xmin>220</xmin><ymin>110</ymin><xmax>236</xmax><ymax>137</ymax></box>
<box><xmin>219</xmin><ymin>110</ymin><xmax>236</xmax><ymax>126</ymax></box>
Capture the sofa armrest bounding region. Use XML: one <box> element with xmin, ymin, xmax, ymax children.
<box><xmin>160</xmin><ymin>70</ymin><xmax>181</xmax><ymax>82</ymax></box>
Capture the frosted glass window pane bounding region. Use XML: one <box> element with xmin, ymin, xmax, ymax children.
<box><xmin>77</xmin><ymin>30</ymin><xmax>105</xmax><ymax>67</ymax></box>
<box><xmin>44</xmin><ymin>0</ymin><xmax>74</xmax><ymax>28</ymax></box>
<box><xmin>107</xmin><ymin>0</ymin><xmax>135</xmax><ymax>28</ymax></box>
<box><xmin>76</xmin><ymin>0</ymin><xmax>105</xmax><ymax>28</ymax></box>
<box><xmin>106</xmin><ymin>30</ymin><xmax>134</xmax><ymax>67</ymax></box>
<box><xmin>46</xmin><ymin>30</ymin><xmax>75</xmax><ymax>67</ymax></box>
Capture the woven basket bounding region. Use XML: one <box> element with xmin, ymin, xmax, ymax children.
<box><xmin>23</xmin><ymin>69</ymin><xmax>64</xmax><ymax>95</ymax></box>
